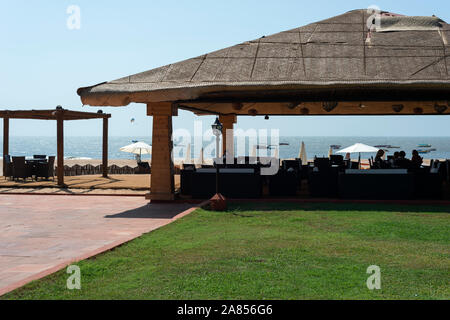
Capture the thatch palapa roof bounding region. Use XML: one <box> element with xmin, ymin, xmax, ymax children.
<box><xmin>78</xmin><ymin>9</ymin><xmax>450</xmax><ymax>116</ymax></box>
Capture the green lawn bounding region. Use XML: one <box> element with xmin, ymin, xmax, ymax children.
<box><xmin>3</xmin><ymin>202</ymin><xmax>450</xmax><ymax>300</ymax></box>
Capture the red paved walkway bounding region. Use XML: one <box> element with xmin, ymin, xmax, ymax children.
<box><xmin>0</xmin><ymin>195</ymin><xmax>198</xmax><ymax>296</ymax></box>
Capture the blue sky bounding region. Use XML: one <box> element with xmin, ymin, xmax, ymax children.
<box><xmin>1</xmin><ymin>0</ymin><xmax>449</xmax><ymax>137</ymax></box>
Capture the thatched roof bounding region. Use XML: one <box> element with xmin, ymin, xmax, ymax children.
<box><xmin>78</xmin><ymin>9</ymin><xmax>450</xmax><ymax>107</ymax></box>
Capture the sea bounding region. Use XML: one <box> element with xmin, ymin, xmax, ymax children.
<box><xmin>2</xmin><ymin>136</ymin><xmax>450</xmax><ymax>161</ymax></box>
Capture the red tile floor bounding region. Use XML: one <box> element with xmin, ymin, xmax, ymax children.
<box><xmin>0</xmin><ymin>194</ymin><xmax>198</xmax><ymax>296</ymax></box>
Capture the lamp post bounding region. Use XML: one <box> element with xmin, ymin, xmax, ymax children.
<box><xmin>210</xmin><ymin>118</ymin><xmax>227</xmax><ymax>211</ymax></box>
<box><xmin>211</xmin><ymin>118</ymin><xmax>223</xmax><ymax>194</ymax></box>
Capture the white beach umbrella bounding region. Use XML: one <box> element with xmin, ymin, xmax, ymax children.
<box><xmin>336</xmin><ymin>143</ymin><xmax>379</xmax><ymax>154</ymax></box>
<box><xmin>120</xmin><ymin>142</ymin><xmax>152</xmax><ymax>157</ymax></box>
<box><xmin>299</xmin><ymin>142</ymin><xmax>308</xmax><ymax>164</ymax></box>
<box><xmin>337</xmin><ymin>143</ymin><xmax>379</xmax><ymax>167</ymax></box>
<box><xmin>184</xmin><ymin>143</ymin><xmax>192</xmax><ymax>164</ymax></box>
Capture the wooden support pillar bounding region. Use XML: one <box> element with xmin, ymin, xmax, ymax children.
<box><xmin>102</xmin><ymin>118</ymin><xmax>108</xmax><ymax>178</ymax></box>
<box><xmin>219</xmin><ymin>115</ymin><xmax>237</xmax><ymax>158</ymax></box>
<box><xmin>146</xmin><ymin>102</ymin><xmax>177</xmax><ymax>201</ymax></box>
<box><xmin>3</xmin><ymin>118</ymin><xmax>9</xmax><ymax>177</ymax></box>
<box><xmin>56</xmin><ymin>114</ymin><xmax>64</xmax><ymax>187</ymax></box>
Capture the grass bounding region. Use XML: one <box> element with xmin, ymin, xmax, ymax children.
<box><xmin>3</xmin><ymin>202</ymin><xmax>449</xmax><ymax>300</ymax></box>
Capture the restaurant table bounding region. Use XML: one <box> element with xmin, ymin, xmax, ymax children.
<box><xmin>25</xmin><ymin>158</ymin><xmax>48</xmax><ymax>179</ymax></box>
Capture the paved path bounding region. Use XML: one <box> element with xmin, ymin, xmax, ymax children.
<box><xmin>0</xmin><ymin>195</ymin><xmax>198</xmax><ymax>296</ymax></box>
<box><xmin>0</xmin><ymin>187</ymin><xmax>146</xmax><ymax>196</ymax></box>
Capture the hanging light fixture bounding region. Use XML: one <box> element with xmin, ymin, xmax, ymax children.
<box><xmin>434</xmin><ymin>104</ymin><xmax>448</xmax><ymax>114</ymax></box>
<box><xmin>211</xmin><ymin>117</ymin><xmax>223</xmax><ymax>137</ymax></box>
<box><xmin>322</xmin><ymin>101</ymin><xmax>338</xmax><ymax>112</ymax></box>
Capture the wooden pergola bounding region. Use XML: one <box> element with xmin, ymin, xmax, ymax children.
<box><xmin>0</xmin><ymin>107</ymin><xmax>111</xmax><ymax>186</ymax></box>
<box><xmin>77</xmin><ymin>9</ymin><xmax>450</xmax><ymax>200</ymax></box>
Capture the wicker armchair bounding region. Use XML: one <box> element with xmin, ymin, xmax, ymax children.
<box><xmin>3</xmin><ymin>155</ymin><xmax>13</xmax><ymax>179</ymax></box>
<box><xmin>35</xmin><ymin>156</ymin><xmax>55</xmax><ymax>180</ymax></box>
<box><xmin>12</xmin><ymin>156</ymin><xmax>32</xmax><ymax>181</ymax></box>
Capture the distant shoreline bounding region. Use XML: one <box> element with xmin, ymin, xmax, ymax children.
<box><xmin>5</xmin><ymin>135</ymin><xmax>450</xmax><ymax>138</ymax></box>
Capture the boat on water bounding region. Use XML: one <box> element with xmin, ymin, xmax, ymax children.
<box><xmin>65</xmin><ymin>156</ymin><xmax>93</xmax><ymax>160</ymax></box>
<box><xmin>257</xmin><ymin>145</ymin><xmax>278</xmax><ymax>150</ymax></box>
<box><xmin>417</xmin><ymin>149</ymin><xmax>432</xmax><ymax>154</ymax></box>
<box><xmin>418</xmin><ymin>144</ymin><xmax>432</xmax><ymax>148</ymax></box>
<box><xmin>330</xmin><ymin>145</ymin><xmax>341</xmax><ymax>149</ymax></box>
<box><xmin>374</xmin><ymin>145</ymin><xmax>400</xmax><ymax>149</ymax></box>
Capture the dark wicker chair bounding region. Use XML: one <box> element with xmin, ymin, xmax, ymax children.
<box><xmin>3</xmin><ymin>155</ymin><xmax>13</xmax><ymax>179</ymax></box>
<box><xmin>282</xmin><ymin>160</ymin><xmax>302</xmax><ymax>186</ymax></box>
<box><xmin>350</xmin><ymin>161</ymin><xmax>359</xmax><ymax>169</ymax></box>
<box><xmin>35</xmin><ymin>156</ymin><xmax>55</xmax><ymax>180</ymax></box>
<box><xmin>12</xmin><ymin>156</ymin><xmax>32</xmax><ymax>181</ymax></box>
<box><xmin>314</xmin><ymin>158</ymin><xmax>331</xmax><ymax>171</ymax></box>
<box><xmin>136</xmin><ymin>162</ymin><xmax>151</xmax><ymax>174</ymax></box>
<box><xmin>330</xmin><ymin>155</ymin><xmax>344</xmax><ymax>166</ymax></box>
<box><xmin>180</xmin><ymin>166</ymin><xmax>196</xmax><ymax>195</ymax></box>
<box><xmin>282</xmin><ymin>160</ymin><xmax>301</xmax><ymax>173</ymax></box>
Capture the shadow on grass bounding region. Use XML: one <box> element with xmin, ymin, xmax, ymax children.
<box><xmin>223</xmin><ymin>201</ymin><xmax>450</xmax><ymax>214</ymax></box>
<box><xmin>105</xmin><ymin>203</ymin><xmax>194</xmax><ymax>219</ymax></box>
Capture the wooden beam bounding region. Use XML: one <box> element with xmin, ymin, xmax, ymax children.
<box><xmin>56</xmin><ymin>114</ymin><xmax>64</xmax><ymax>187</ymax></box>
<box><xmin>181</xmin><ymin>101</ymin><xmax>450</xmax><ymax>116</ymax></box>
<box><xmin>0</xmin><ymin>109</ymin><xmax>111</xmax><ymax>120</ymax></box>
<box><xmin>3</xmin><ymin>118</ymin><xmax>9</xmax><ymax>177</ymax></box>
<box><xmin>177</xmin><ymin>105</ymin><xmax>222</xmax><ymax>116</ymax></box>
<box><xmin>102</xmin><ymin>118</ymin><xmax>108</xmax><ymax>178</ymax></box>
<box><xmin>147</xmin><ymin>103</ymin><xmax>178</xmax><ymax>116</ymax></box>
<box><xmin>179</xmin><ymin>87</ymin><xmax>450</xmax><ymax>104</ymax></box>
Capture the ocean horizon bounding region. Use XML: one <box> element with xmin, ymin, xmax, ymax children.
<box><xmin>2</xmin><ymin>136</ymin><xmax>450</xmax><ymax>160</ymax></box>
